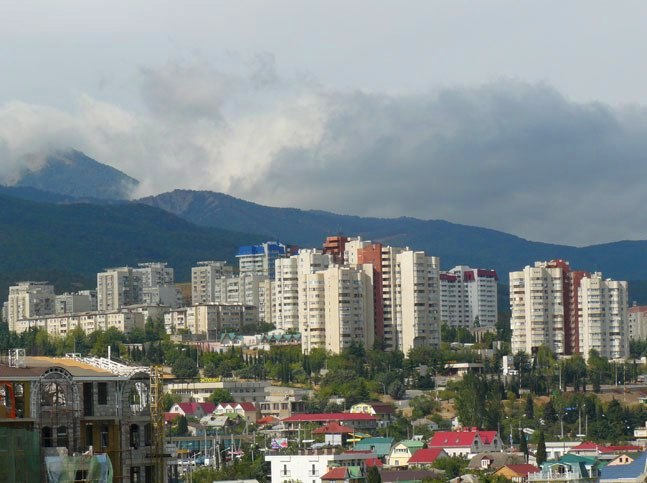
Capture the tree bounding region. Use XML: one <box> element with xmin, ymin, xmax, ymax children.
<box><xmin>367</xmin><ymin>465</ymin><xmax>381</xmax><ymax>483</ymax></box>
<box><xmin>388</xmin><ymin>380</ymin><xmax>405</xmax><ymax>400</ymax></box>
<box><xmin>432</xmin><ymin>455</ymin><xmax>469</xmax><ymax>479</ymax></box>
<box><xmin>524</xmin><ymin>393</ymin><xmax>534</xmax><ymax>419</ymax></box>
<box><xmin>174</xmin><ymin>415</ymin><xmax>189</xmax><ymax>436</ymax></box>
<box><xmin>536</xmin><ymin>431</ymin><xmax>547</xmax><ymax>466</ymax></box>
<box><xmin>160</xmin><ymin>393</ymin><xmax>182</xmax><ymax>411</ymax></box>
<box><xmin>207</xmin><ymin>389</ymin><xmax>234</xmax><ymax>406</ymax></box>
<box><xmin>519</xmin><ymin>430</ymin><xmax>529</xmax><ymax>461</ymax></box>
<box><xmin>172</xmin><ymin>356</ymin><xmax>199</xmax><ymax>379</ymax></box>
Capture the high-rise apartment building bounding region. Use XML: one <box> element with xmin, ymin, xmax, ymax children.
<box><xmin>510</xmin><ymin>260</ymin><xmax>628</xmax><ymax>360</ymax></box>
<box><xmin>236</xmin><ymin>241</ymin><xmax>288</xmax><ymax>279</ymax></box>
<box><xmin>55</xmin><ymin>292</ymin><xmax>94</xmax><ymax>315</ymax></box>
<box><xmin>210</xmin><ymin>274</ymin><xmax>274</xmax><ymax>323</ymax></box>
<box><xmin>96</xmin><ymin>267</ymin><xmax>143</xmax><ymax>311</ymax></box>
<box><xmin>440</xmin><ymin>266</ymin><xmax>498</xmax><ymax>329</ymax></box>
<box><xmin>578</xmin><ymin>274</ymin><xmax>629</xmax><ymax>360</ymax></box>
<box><xmin>322</xmin><ymin>235</ymin><xmax>349</xmax><ymax>264</ymax></box>
<box><xmin>274</xmin><ymin>250</ymin><xmax>332</xmax><ymax>331</ymax></box>
<box><xmin>629</xmin><ymin>305</ymin><xmax>647</xmax><ymax>341</ymax></box>
<box><xmin>395</xmin><ymin>251</ymin><xmax>441</xmax><ymax>354</ymax></box>
<box><xmin>300</xmin><ymin>265</ymin><xmax>374</xmax><ymax>354</ymax></box>
<box><xmin>5</xmin><ymin>282</ymin><xmax>55</xmax><ymax>331</ymax></box>
<box><xmin>191</xmin><ymin>261</ymin><xmax>234</xmax><ymax>304</ymax></box>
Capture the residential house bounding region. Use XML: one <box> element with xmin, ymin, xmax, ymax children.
<box><xmin>600</xmin><ymin>451</ymin><xmax>647</xmax><ymax>482</ymax></box>
<box><xmin>428</xmin><ymin>429</ymin><xmax>503</xmax><ymax>458</ymax></box>
<box><xmin>529</xmin><ymin>454</ymin><xmax>600</xmax><ymax>482</ymax></box>
<box><xmin>214</xmin><ymin>402</ymin><xmax>260</xmax><ymax>425</ymax></box>
<box><xmin>169</xmin><ymin>402</ymin><xmax>216</xmax><ymax>419</ymax></box>
<box><xmin>493</xmin><ymin>464</ymin><xmax>540</xmax><ymax>482</ymax></box>
<box><xmin>313</xmin><ymin>422</ymin><xmax>354</xmax><ymax>446</ymax></box>
<box><xmin>320</xmin><ymin>465</ymin><xmax>365</xmax><ymax>483</ymax></box>
<box><xmin>386</xmin><ymin>439</ymin><xmax>425</xmax><ymax>467</ymax></box>
<box><xmin>466</xmin><ymin>452</ymin><xmax>526</xmax><ymax>472</ymax></box>
<box><xmin>281</xmin><ymin>413</ymin><xmax>378</xmax><ymax>432</ymax></box>
<box><xmin>265</xmin><ymin>448</ymin><xmax>374</xmax><ymax>483</ymax></box>
<box><xmin>407</xmin><ymin>448</ymin><xmax>449</xmax><ymax>468</ymax></box>
<box><xmin>352</xmin><ymin>437</ymin><xmax>394</xmax><ymax>460</ymax></box>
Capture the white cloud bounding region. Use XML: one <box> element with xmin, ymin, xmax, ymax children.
<box><xmin>0</xmin><ymin>61</ymin><xmax>646</xmax><ymax>246</ymax></box>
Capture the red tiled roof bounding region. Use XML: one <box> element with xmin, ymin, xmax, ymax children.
<box><xmin>256</xmin><ymin>416</ymin><xmax>279</xmax><ymax>425</ymax></box>
<box><xmin>504</xmin><ymin>464</ymin><xmax>540</xmax><ymax>476</ymax></box>
<box><xmin>176</xmin><ymin>402</ymin><xmax>202</xmax><ymax>415</ymax></box>
<box><xmin>313</xmin><ymin>422</ymin><xmax>354</xmax><ymax>434</ymax></box>
<box><xmin>478</xmin><ymin>431</ymin><xmax>498</xmax><ymax>445</ymax></box>
<box><xmin>429</xmin><ymin>431</ymin><xmax>477</xmax><ymax>448</ymax></box>
<box><xmin>571</xmin><ymin>441</ymin><xmax>600</xmax><ymax>451</ymax></box>
<box><xmin>164</xmin><ymin>412</ymin><xmax>181</xmax><ymax>422</ymax></box>
<box><xmin>199</xmin><ymin>402</ymin><xmax>216</xmax><ymax>413</ymax></box>
<box><xmin>282</xmin><ymin>413</ymin><xmax>377</xmax><ymax>422</ymax></box>
<box><xmin>365</xmin><ymin>457</ymin><xmax>383</xmax><ymax>467</ymax></box>
<box><xmin>408</xmin><ymin>448</ymin><xmax>446</xmax><ymax>464</ymax></box>
<box><xmin>237</xmin><ymin>402</ymin><xmax>257</xmax><ymax>412</ymax></box>
<box><xmin>321</xmin><ymin>467</ymin><xmax>348</xmax><ymax>480</ymax></box>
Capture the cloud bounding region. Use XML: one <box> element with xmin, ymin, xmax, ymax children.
<box><xmin>0</xmin><ymin>61</ymin><xmax>646</xmax><ymax>246</ymax></box>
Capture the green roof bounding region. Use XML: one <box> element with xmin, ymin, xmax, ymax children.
<box><xmin>354</xmin><ymin>437</ymin><xmax>394</xmax><ymax>457</ymax></box>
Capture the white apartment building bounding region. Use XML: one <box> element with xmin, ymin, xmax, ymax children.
<box><xmin>629</xmin><ymin>305</ymin><xmax>647</xmax><ymax>341</ymax></box>
<box><xmin>274</xmin><ymin>250</ymin><xmax>332</xmax><ymax>332</ymax></box>
<box><xmin>191</xmin><ymin>261</ymin><xmax>234</xmax><ymax>304</ymax></box>
<box><xmin>55</xmin><ymin>292</ymin><xmax>94</xmax><ymax>315</ymax></box>
<box><xmin>578</xmin><ymin>274</ymin><xmax>629</xmax><ymax>360</ymax></box>
<box><xmin>395</xmin><ymin>251</ymin><xmax>441</xmax><ymax>354</ymax></box>
<box><xmin>164</xmin><ymin>304</ymin><xmax>258</xmax><ymax>338</ymax></box>
<box><xmin>440</xmin><ymin>266</ymin><xmax>498</xmax><ymax>329</ymax></box>
<box><xmin>15</xmin><ymin>309</ymin><xmax>145</xmax><ymax>336</ymax></box>
<box><xmin>236</xmin><ymin>241</ymin><xmax>288</xmax><ymax>279</ymax></box>
<box><xmin>300</xmin><ymin>265</ymin><xmax>374</xmax><ymax>354</ymax></box>
<box><xmin>510</xmin><ymin>262</ymin><xmax>567</xmax><ymax>357</ymax></box>
<box><xmin>343</xmin><ymin>236</ymin><xmax>371</xmax><ymax>266</ymax></box>
<box><xmin>5</xmin><ymin>282</ymin><xmax>55</xmax><ymax>331</ymax></box>
<box><xmin>97</xmin><ymin>267</ymin><xmax>143</xmax><ymax>311</ymax></box>
<box><xmin>510</xmin><ymin>261</ymin><xmax>628</xmax><ymax>360</ymax></box>
<box><xmin>381</xmin><ymin>245</ymin><xmax>405</xmax><ymax>351</ymax></box>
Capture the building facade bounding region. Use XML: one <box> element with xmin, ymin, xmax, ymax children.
<box><xmin>191</xmin><ymin>261</ymin><xmax>234</xmax><ymax>305</ymax></box>
<box><xmin>5</xmin><ymin>282</ymin><xmax>56</xmax><ymax>331</ymax></box>
<box><xmin>440</xmin><ymin>266</ymin><xmax>498</xmax><ymax>329</ymax></box>
<box><xmin>97</xmin><ymin>267</ymin><xmax>143</xmax><ymax>312</ymax></box>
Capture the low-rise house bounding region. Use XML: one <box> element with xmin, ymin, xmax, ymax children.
<box><xmin>349</xmin><ymin>402</ymin><xmax>395</xmax><ymax>426</ymax></box>
<box><xmin>386</xmin><ymin>439</ymin><xmax>425</xmax><ymax>467</ymax></box>
<box><xmin>569</xmin><ymin>442</ymin><xmax>643</xmax><ymax>461</ymax></box>
<box><xmin>320</xmin><ymin>465</ymin><xmax>365</xmax><ymax>483</ymax></box>
<box><xmin>352</xmin><ymin>437</ymin><xmax>394</xmax><ymax>460</ymax></box>
<box><xmin>493</xmin><ymin>464</ymin><xmax>540</xmax><ymax>482</ymax></box>
<box><xmin>215</xmin><ymin>402</ymin><xmax>260</xmax><ymax>425</ymax></box>
<box><xmin>600</xmin><ymin>451</ymin><xmax>647</xmax><ymax>482</ymax></box>
<box><xmin>529</xmin><ymin>454</ymin><xmax>600</xmax><ymax>482</ymax></box>
<box><xmin>466</xmin><ymin>452</ymin><xmax>526</xmax><ymax>472</ymax></box>
<box><xmin>265</xmin><ymin>448</ymin><xmax>375</xmax><ymax>483</ymax></box>
<box><xmin>428</xmin><ymin>429</ymin><xmax>503</xmax><ymax>458</ymax></box>
<box><xmin>407</xmin><ymin>448</ymin><xmax>448</xmax><ymax>468</ymax></box>
<box><xmin>169</xmin><ymin>402</ymin><xmax>216</xmax><ymax>419</ymax></box>
<box><xmin>381</xmin><ymin>470</ymin><xmax>445</xmax><ymax>482</ymax></box>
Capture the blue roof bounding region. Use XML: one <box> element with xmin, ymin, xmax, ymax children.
<box><xmin>601</xmin><ymin>451</ymin><xmax>647</xmax><ymax>481</ymax></box>
<box><xmin>236</xmin><ymin>242</ymin><xmax>286</xmax><ymax>257</ymax></box>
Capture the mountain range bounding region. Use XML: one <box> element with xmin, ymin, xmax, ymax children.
<box><xmin>1</xmin><ymin>150</ymin><xmax>646</xmax><ymax>304</ymax></box>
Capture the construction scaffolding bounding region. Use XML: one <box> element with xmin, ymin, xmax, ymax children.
<box><xmin>0</xmin><ymin>427</ymin><xmax>41</xmax><ymax>482</ymax></box>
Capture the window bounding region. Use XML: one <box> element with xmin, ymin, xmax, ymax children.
<box><xmin>42</xmin><ymin>427</ymin><xmax>53</xmax><ymax>447</ymax></box>
<box><xmin>130</xmin><ymin>424</ymin><xmax>140</xmax><ymax>449</ymax></box>
<box><xmin>57</xmin><ymin>426</ymin><xmax>69</xmax><ymax>449</ymax></box>
<box><xmin>98</xmin><ymin>383</ymin><xmax>108</xmax><ymax>405</ymax></box>
<box><xmin>100</xmin><ymin>425</ymin><xmax>109</xmax><ymax>449</ymax></box>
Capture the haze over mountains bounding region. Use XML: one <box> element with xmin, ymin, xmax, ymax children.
<box><xmin>1</xmin><ymin>150</ymin><xmax>646</xmax><ymax>299</ymax></box>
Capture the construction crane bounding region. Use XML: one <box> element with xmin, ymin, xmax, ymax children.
<box><xmin>150</xmin><ymin>365</ymin><xmax>166</xmax><ymax>482</ymax></box>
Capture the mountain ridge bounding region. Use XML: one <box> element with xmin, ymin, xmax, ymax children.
<box><xmin>136</xmin><ymin>189</ymin><xmax>647</xmax><ymax>280</ymax></box>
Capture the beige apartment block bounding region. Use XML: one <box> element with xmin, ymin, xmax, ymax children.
<box><xmin>300</xmin><ymin>265</ymin><xmax>374</xmax><ymax>354</ymax></box>
<box><xmin>165</xmin><ymin>303</ymin><xmax>258</xmax><ymax>339</ymax></box>
<box><xmin>629</xmin><ymin>305</ymin><xmax>647</xmax><ymax>341</ymax></box>
<box><xmin>395</xmin><ymin>251</ymin><xmax>441</xmax><ymax>354</ymax></box>
<box><xmin>15</xmin><ymin>309</ymin><xmax>145</xmax><ymax>336</ymax></box>
<box><xmin>578</xmin><ymin>274</ymin><xmax>629</xmax><ymax>360</ymax></box>
<box><xmin>190</xmin><ymin>261</ymin><xmax>233</xmax><ymax>304</ymax></box>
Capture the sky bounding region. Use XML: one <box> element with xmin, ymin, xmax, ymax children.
<box><xmin>1</xmin><ymin>1</ymin><xmax>647</xmax><ymax>246</ymax></box>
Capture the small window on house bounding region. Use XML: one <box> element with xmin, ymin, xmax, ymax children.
<box><xmin>98</xmin><ymin>383</ymin><xmax>108</xmax><ymax>405</ymax></box>
<box><xmin>130</xmin><ymin>424</ymin><xmax>140</xmax><ymax>449</ymax></box>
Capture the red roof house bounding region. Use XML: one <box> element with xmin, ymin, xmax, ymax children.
<box><xmin>408</xmin><ymin>448</ymin><xmax>449</xmax><ymax>466</ymax></box>
<box><xmin>428</xmin><ymin>429</ymin><xmax>503</xmax><ymax>458</ymax></box>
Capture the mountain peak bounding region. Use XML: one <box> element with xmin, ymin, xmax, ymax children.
<box><xmin>10</xmin><ymin>149</ymin><xmax>139</xmax><ymax>200</ymax></box>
